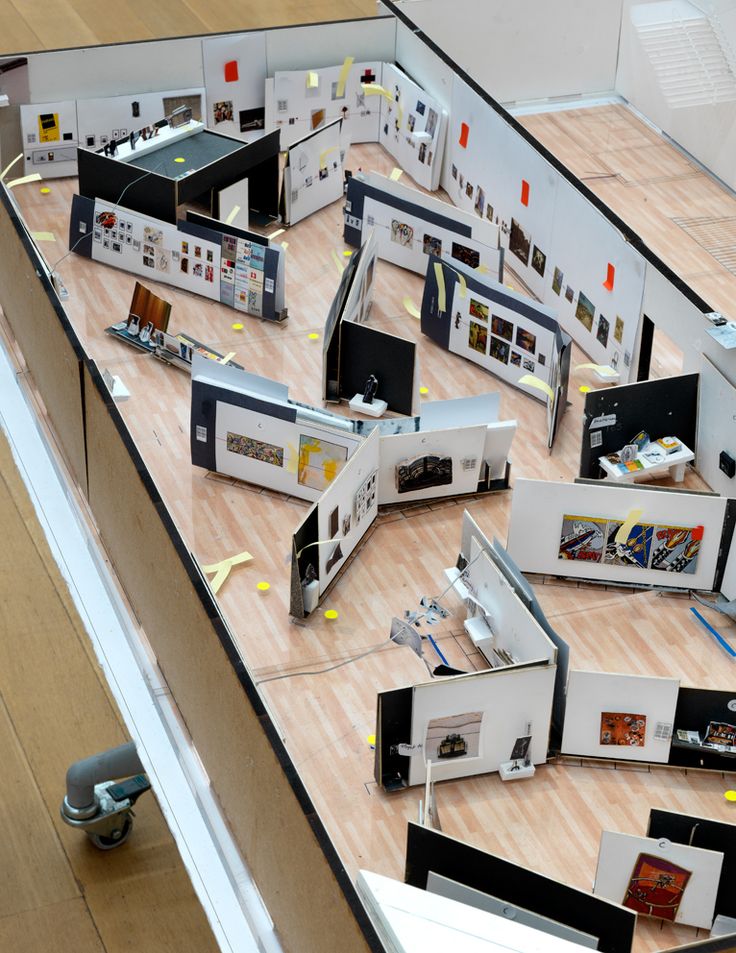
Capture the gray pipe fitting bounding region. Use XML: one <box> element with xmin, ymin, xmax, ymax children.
<box><xmin>63</xmin><ymin>741</ymin><xmax>143</xmax><ymax>819</ymax></box>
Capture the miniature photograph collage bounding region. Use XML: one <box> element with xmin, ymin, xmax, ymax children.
<box><xmin>447</xmin><ymin>285</ymin><xmax>551</xmax><ymax>384</ymax></box>
<box><xmin>381</xmin><ymin>89</ymin><xmax>440</xmax><ymax>169</ymax></box>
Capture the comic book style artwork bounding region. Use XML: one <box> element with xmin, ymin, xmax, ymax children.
<box><xmin>558</xmin><ymin>516</ymin><xmax>702</xmax><ymax>574</ymax></box>
<box><xmin>603</xmin><ymin>520</ymin><xmax>653</xmax><ymax>569</ymax></box>
<box><xmin>600</xmin><ymin>712</ymin><xmax>647</xmax><ymax>747</ymax></box>
<box><xmin>623</xmin><ymin>854</ymin><xmax>691</xmax><ymax>921</ymax></box>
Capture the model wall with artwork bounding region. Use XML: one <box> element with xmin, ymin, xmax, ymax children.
<box><xmin>344</xmin><ymin>171</ymin><xmax>502</xmax><ymax>277</ymax></box>
<box><xmin>69</xmin><ymin>196</ymin><xmax>286</xmax><ymax>320</ymax></box>
<box><xmin>201</xmin><ymin>32</ymin><xmax>268</xmax><ymax>142</ymax></box>
<box><xmin>507</xmin><ymin>478</ymin><xmax>728</xmax><ymax>591</ymax></box>
<box><xmin>281</xmin><ymin>118</ymin><xmax>348</xmax><ymax>225</ymax></box>
<box><xmin>440</xmin><ymin>76</ymin><xmax>646</xmax><ymax>381</ymax></box>
<box><xmin>420</xmin><ymin>254</ymin><xmax>570</xmax><ymax>410</ymax></box>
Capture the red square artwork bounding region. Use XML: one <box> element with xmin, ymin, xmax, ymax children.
<box><xmin>224</xmin><ymin>60</ymin><xmax>239</xmax><ymax>83</ymax></box>
<box><xmin>521</xmin><ymin>179</ymin><xmax>530</xmax><ymax>206</ymax></box>
<box><xmin>623</xmin><ymin>853</ymin><xmax>691</xmax><ymax>921</ymax></box>
<box><xmin>459</xmin><ymin>122</ymin><xmax>469</xmax><ymax>148</ymax></box>
<box><xmin>604</xmin><ymin>263</ymin><xmax>615</xmax><ymax>290</ymax></box>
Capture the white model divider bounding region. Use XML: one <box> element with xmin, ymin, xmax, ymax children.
<box><xmin>357</xmin><ymin>870</ymin><xmax>591</xmax><ymax>953</ymax></box>
<box><xmin>394</xmin><ymin>0</ymin><xmax>623</xmax><ymax>104</ymax></box>
<box><xmin>265</xmin><ymin>61</ymin><xmax>382</xmax><ymax>149</ymax></box>
<box><xmin>264</xmin><ymin>17</ymin><xmax>397</xmax><ymax>73</ymax></box>
<box><xmin>561</xmin><ymin>670</ymin><xmax>679</xmax><ymax>764</ymax></box>
<box><xmin>507</xmin><ymin>478</ymin><xmax>726</xmax><ymax>591</ymax></box>
<box><xmin>407</xmin><ymin>663</ymin><xmax>556</xmax><ymax>785</ymax></box>
<box><xmin>594</xmin><ymin>830</ymin><xmax>723</xmax><ymax>930</ymax></box>
<box><xmin>76</xmin><ymin>87</ymin><xmax>206</xmax><ymax>151</ymax></box>
<box><xmin>201</xmin><ymin>32</ymin><xmax>268</xmax><ymax>142</ymax></box>
<box><xmin>282</xmin><ymin>118</ymin><xmax>348</xmax><ymax>225</ymax></box>
<box><xmin>697</xmin><ymin>355</ymin><xmax>736</xmax><ymax>497</ymax></box>
<box><xmin>316</xmin><ymin>428</ymin><xmax>380</xmax><ymax>591</ymax></box>
<box><xmin>378</xmin><ymin>62</ymin><xmax>447</xmax><ymax>190</ymax></box>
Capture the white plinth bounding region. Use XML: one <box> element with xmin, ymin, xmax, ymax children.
<box><xmin>349</xmin><ymin>395</ymin><xmax>387</xmax><ymax>417</ymax></box>
<box><xmin>498</xmin><ymin>760</ymin><xmax>536</xmax><ymax>781</ymax></box>
<box><xmin>102</xmin><ymin>368</ymin><xmax>130</xmax><ymax>401</ymax></box>
<box><xmin>593</xmin><ymin>366</ymin><xmax>620</xmax><ymax>384</ymax></box>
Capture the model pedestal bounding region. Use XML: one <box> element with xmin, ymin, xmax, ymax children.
<box><xmin>499</xmin><ymin>760</ymin><xmax>535</xmax><ymax>781</ymax></box>
<box><xmin>349</xmin><ymin>394</ymin><xmax>387</xmax><ymax>417</ymax></box>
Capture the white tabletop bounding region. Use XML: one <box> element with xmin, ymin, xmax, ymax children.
<box><xmin>599</xmin><ymin>439</ymin><xmax>694</xmax><ymax>482</ymax></box>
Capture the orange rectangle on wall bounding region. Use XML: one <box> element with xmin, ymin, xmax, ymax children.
<box><xmin>521</xmin><ymin>180</ymin><xmax>530</xmax><ymax>206</ymax></box>
<box><xmin>459</xmin><ymin>122</ymin><xmax>469</xmax><ymax>148</ymax></box>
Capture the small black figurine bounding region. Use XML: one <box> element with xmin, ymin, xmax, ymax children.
<box><xmin>363</xmin><ymin>374</ymin><xmax>378</xmax><ymax>405</ymax></box>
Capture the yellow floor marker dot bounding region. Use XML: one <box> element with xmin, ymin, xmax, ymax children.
<box><xmin>308</xmin><ymin>332</ymin><xmax>319</xmax><ymax>341</ymax></box>
<box><xmin>367</xmin><ymin>734</ymin><xmax>376</xmax><ymax>748</ymax></box>
<box><xmin>232</xmin><ymin>322</ymin><xmax>244</xmax><ymax>331</ymax></box>
<box><xmin>419</xmin><ymin>386</ymin><xmax>429</xmax><ymax>396</ymax></box>
<box><xmin>174</xmin><ymin>157</ymin><xmax>186</xmax><ymax>163</ymax></box>
<box><xmin>40</xmin><ymin>187</ymin><xmax>51</xmax><ymax>194</ymax></box>
<box><xmin>725</xmin><ymin>790</ymin><xmax>736</xmax><ymax>801</ymax></box>
<box><xmin>256</xmin><ymin>581</ymin><xmax>270</xmax><ymax>592</ymax></box>
<box><xmin>324</xmin><ymin>609</ymin><xmax>339</xmax><ymax>620</ymax></box>
<box><xmin>579</xmin><ymin>385</ymin><xmax>592</xmax><ymax>394</ymax></box>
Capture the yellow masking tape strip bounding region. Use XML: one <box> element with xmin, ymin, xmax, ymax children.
<box><xmin>434</xmin><ymin>262</ymin><xmax>446</xmax><ymax>312</ymax></box>
<box><xmin>614</xmin><ymin>509</ymin><xmax>644</xmax><ymax>546</ymax></box>
<box><xmin>362</xmin><ymin>83</ymin><xmax>393</xmax><ymax>103</ymax></box>
<box><xmin>6</xmin><ymin>173</ymin><xmax>42</xmax><ymax>188</ymax></box>
<box><xmin>0</xmin><ymin>153</ymin><xmax>23</xmax><ymax>182</ymax></box>
<box><xmin>307</xmin><ymin>70</ymin><xmax>319</xmax><ymax>89</ymax></box>
<box><xmin>576</xmin><ymin>362</ymin><xmax>618</xmax><ymax>377</ymax></box>
<box><xmin>403</xmin><ymin>296</ymin><xmax>421</xmax><ymax>320</ymax></box>
<box><xmin>332</xmin><ymin>249</ymin><xmax>345</xmax><ymax>274</ymax></box>
<box><xmin>476</xmin><ymin>264</ymin><xmax>490</xmax><ymax>274</ymax></box>
<box><xmin>224</xmin><ymin>205</ymin><xmax>240</xmax><ymax>225</ymax></box>
<box><xmin>390</xmin><ymin>167</ymin><xmax>403</xmax><ymax>181</ymax></box>
<box><xmin>295</xmin><ymin>537</ymin><xmax>341</xmax><ymax>560</ymax></box>
<box><xmin>335</xmin><ymin>56</ymin><xmax>354</xmax><ymax>99</ymax></box>
<box><xmin>281</xmin><ymin>241</ymin><xmax>289</xmax><ymax>251</ymax></box>
<box><xmin>202</xmin><ymin>550</ymin><xmax>253</xmax><ymax>595</ymax></box>
<box><xmin>456</xmin><ymin>269</ymin><xmax>467</xmax><ymax>299</ymax></box>
<box><xmin>219</xmin><ymin>352</ymin><xmax>236</xmax><ymax>365</ymax></box>
<box><xmin>30</xmin><ymin>231</ymin><xmax>55</xmax><ymax>242</ymax></box>
<box><xmin>518</xmin><ymin>374</ymin><xmax>554</xmax><ymax>400</ymax></box>
<box><xmin>319</xmin><ymin>145</ymin><xmax>338</xmax><ymax>170</ymax></box>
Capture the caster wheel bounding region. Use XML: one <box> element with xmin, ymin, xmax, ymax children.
<box><xmin>88</xmin><ymin>815</ymin><xmax>133</xmax><ymax>850</ymax></box>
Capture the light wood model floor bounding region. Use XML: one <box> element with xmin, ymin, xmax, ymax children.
<box><xmin>9</xmin><ymin>95</ymin><xmax>736</xmax><ymax>952</ymax></box>
<box><xmin>0</xmin><ymin>427</ymin><xmax>220</xmax><ymax>953</ymax></box>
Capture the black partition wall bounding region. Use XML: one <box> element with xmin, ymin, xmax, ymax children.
<box><xmin>579</xmin><ymin>374</ymin><xmax>700</xmax><ymax>479</ymax></box>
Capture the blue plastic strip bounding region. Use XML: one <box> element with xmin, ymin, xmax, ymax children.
<box><xmin>426</xmin><ymin>631</ymin><xmax>449</xmax><ymax>666</ymax></box>
<box><xmin>690</xmin><ymin>607</ymin><xmax>736</xmax><ymax>658</ymax></box>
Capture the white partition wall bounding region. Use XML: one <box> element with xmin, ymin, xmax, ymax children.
<box><xmin>394</xmin><ymin>0</ymin><xmax>624</xmax><ymax>103</ymax></box>
<box><xmin>507</xmin><ymin>478</ymin><xmax>727</xmax><ymax>590</ymax></box>
<box><xmin>201</xmin><ymin>32</ymin><xmax>268</xmax><ymax>141</ymax></box>
<box><xmin>561</xmin><ymin>670</ymin><xmax>679</xmax><ymax>763</ymax></box>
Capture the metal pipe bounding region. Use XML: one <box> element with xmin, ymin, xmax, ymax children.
<box><xmin>63</xmin><ymin>741</ymin><xmax>143</xmax><ymax>818</ymax></box>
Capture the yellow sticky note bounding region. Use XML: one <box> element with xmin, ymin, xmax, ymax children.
<box><xmin>518</xmin><ymin>374</ymin><xmax>554</xmax><ymax>400</ymax></box>
<box><xmin>0</xmin><ymin>153</ymin><xmax>23</xmax><ymax>182</ymax></box>
<box><xmin>6</xmin><ymin>173</ymin><xmax>41</xmax><ymax>188</ymax></box>
<box><xmin>390</xmin><ymin>167</ymin><xmax>403</xmax><ymax>181</ymax></box>
<box><xmin>403</xmin><ymin>296</ymin><xmax>421</xmax><ymax>320</ymax></box>
<box><xmin>614</xmin><ymin>509</ymin><xmax>644</xmax><ymax>546</ymax></box>
<box><xmin>30</xmin><ymin>231</ymin><xmax>55</xmax><ymax>242</ymax></box>
<box><xmin>434</xmin><ymin>262</ymin><xmax>446</xmax><ymax>312</ymax></box>
<box><xmin>335</xmin><ymin>56</ymin><xmax>354</xmax><ymax>99</ymax></box>
<box><xmin>219</xmin><ymin>352</ymin><xmax>236</xmax><ymax>365</ymax></box>
<box><xmin>307</xmin><ymin>71</ymin><xmax>319</xmax><ymax>89</ymax></box>
<box><xmin>224</xmin><ymin>205</ymin><xmax>240</xmax><ymax>225</ymax></box>
<box><xmin>332</xmin><ymin>249</ymin><xmax>345</xmax><ymax>274</ymax></box>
